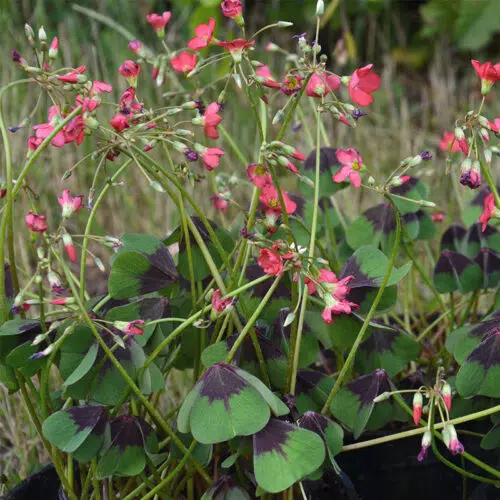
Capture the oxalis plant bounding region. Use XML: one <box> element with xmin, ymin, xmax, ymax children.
<box><xmin>1</xmin><ymin>0</ymin><xmax>500</xmax><ymax>498</ymax></box>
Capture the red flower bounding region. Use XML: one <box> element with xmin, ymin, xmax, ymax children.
<box><xmin>439</xmin><ymin>131</ymin><xmax>461</xmax><ymax>153</ymax></box>
<box><xmin>255</xmin><ymin>65</ymin><xmax>281</xmax><ymax>89</ymax></box>
<box><xmin>26</xmin><ymin>212</ymin><xmax>48</xmax><ymax>232</ymax></box>
<box><xmin>260</xmin><ymin>184</ymin><xmax>296</xmax><ymax>215</ymax></box>
<box><xmin>147</xmin><ymin>11</ymin><xmax>171</xmax><ymax>36</ymax></box>
<box><xmin>32</xmin><ymin>106</ymin><xmax>68</xmax><ymax>148</ymax></box>
<box><xmin>257</xmin><ymin>248</ymin><xmax>283</xmax><ymax>276</ymax></box>
<box><xmin>217</xmin><ymin>38</ymin><xmax>254</xmax><ymax>62</ymax></box>
<box><xmin>119</xmin><ymin>60</ymin><xmax>141</xmax><ymax>87</ymax></box>
<box><xmin>57</xmin><ymin>66</ymin><xmax>86</xmax><ymax>83</ymax></box>
<box><xmin>49</xmin><ymin>37</ymin><xmax>58</xmax><ymax>59</ymax></box>
<box><xmin>109</xmin><ymin>113</ymin><xmax>129</xmax><ymax>132</ymax></box>
<box><xmin>91</xmin><ymin>81</ymin><xmax>113</xmax><ymax>95</ymax></box>
<box><xmin>170</xmin><ymin>52</ymin><xmax>197</xmax><ymax>73</ymax></box>
<box><xmin>201</xmin><ymin>147</ymin><xmax>225</xmax><ymax>170</ymax></box>
<box><xmin>479</xmin><ymin>193</ymin><xmax>496</xmax><ymax>232</ymax></box>
<box><xmin>211</xmin><ymin>195</ymin><xmax>228</xmax><ymax>212</ymax></box>
<box><xmin>280</xmin><ymin>74</ymin><xmax>304</xmax><ymax>96</ymax></box>
<box><xmin>348</xmin><ymin>64</ymin><xmax>380</xmax><ymax>106</ymax></box>
<box><xmin>212</xmin><ymin>289</ymin><xmax>232</xmax><ymax>312</ymax></box>
<box><xmin>58</xmin><ymin>189</ymin><xmax>84</xmax><ymax>218</ymax></box>
<box><xmin>306</xmin><ymin>72</ymin><xmax>340</xmax><ymax>98</ymax></box>
<box><xmin>333</xmin><ymin>148</ymin><xmax>363</xmax><ymax>188</ymax></box>
<box><xmin>247</xmin><ymin>163</ymin><xmax>272</xmax><ymax>189</ymax></box>
<box><xmin>305</xmin><ymin>269</ymin><xmax>358</xmax><ymax>324</ymax></box>
<box><xmin>203</xmin><ymin>102</ymin><xmax>222</xmax><ymax>139</ymax></box>
<box><xmin>188</xmin><ymin>18</ymin><xmax>216</xmax><ymax>51</ymax></box>
<box><xmin>471</xmin><ymin>60</ymin><xmax>499</xmax><ymax>95</ymax></box>
<box><xmin>120</xmin><ymin>87</ymin><xmax>142</xmax><ymax>114</ymax></box>
<box><xmin>221</xmin><ymin>0</ymin><xmax>243</xmax><ymax>19</ymax></box>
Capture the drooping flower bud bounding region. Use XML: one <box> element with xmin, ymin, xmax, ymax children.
<box><xmin>417</xmin><ymin>430</ymin><xmax>432</xmax><ymax>462</ymax></box>
<box><xmin>441</xmin><ymin>382</ymin><xmax>452</xmax><ymax>411</ymax></box>
<box><xmin>413</xmin><ymin>392</ymin><xmax>423</xmax><ymax>425</ymax></box>
<box><xmin>62</xmin><ymin>233</ymin><xmax>76</xmax><ymax>262</ymax></box>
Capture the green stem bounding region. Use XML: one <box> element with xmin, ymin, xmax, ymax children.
<box><xmin>289</xmin><ymin>104</ymin><xmax>322</xmax><ymax>394</ymax></box>
<box><xmin>226</xmin><ymin>275</ymin><xmax>282</xmax><ymax>362</ymax></box>
<box><xmin>79</xmin><ymin>159</ymin><xmax>133</xmax><ymax>300</ymax></box>
<box><xmin>321</xmin><ymin>199</ymin><xmax>402</xmax><ymax>413</ymax></box>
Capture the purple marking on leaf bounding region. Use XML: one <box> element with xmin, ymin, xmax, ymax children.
<box><xmin>198</xmin><ymin>363</ymin><xmax>248</xmax><ymax>406</ymax></box>
<box><xmin>179</xmin><ymin>216</ymin><xmax>218</xmax><ymax>252</ymax></box>
<box><xmin>253</xmin><ymin>418</ymin><xmax>293</xmax><ymax>456</ymax></box>
<box><xmin>110</xmin><ymin>415</ymin><xmax>148</xmax><ymax>452</ymax></box>
<box><xmin>224</xmin><ymin>330</ymin><xmax>284</xmax><ymax>365</ymax></box>
<box><xmin>434</xmin><ymin>250</ymin><xmax>474</xmax><ymax>276</ymax></box>
<box><xmin>295</xmin><ymin>369</ymin><xmax>326</xmax><ymax>395</ymax></box>
<box><xmin>361</xmin><ymin>327</ymin><xmax>398</xmax><ymax>354</ymax></box>
<box><xmin>304</xmin><ymin>147</ymin><xmax>341</xmax><ymax>173</ymax></box>
<box><xmin>138</xmin><ymin>297</ymin><xmax>170</xmax><ymax>320</ymax></box>
<box><xmin>467</xmin><ymin>331</ymin><xmax>500</xmax><ymax>369</ymax></box>
<box><xmin>474</xmin><ymin>248</ymin><xmax>500</xmax><ymax>275</ymax></box>
<box><xmin>18</xmin><ymin>321</ymin><xmax>42</xmax><ymax>333</ymax></box>
<box><xmin>469</xmin><ymin>316</ymin><xmax>500</xmax><ymax>339</ymax></box>
<box><xmin>390</xmin><ymin>176</ymin><xmax>418</xmax><ymax>196</ymax></box>
<box><xmin>347</xmin><ymin>369</ymin><xmax>390</xmax><ymax>406</ymax></box>
<box><xmin>140</xmin><ymin>244</ymin><xmax>178</xmax><ymax>287</ymax></box>
<box><xmin>441</xmin><ymin>224</ymin><xmax>466</xmax><ymax>251</ymax></box>
<box><xmin>68</xmin><ymin>405</ymin><xmax>109</xmax><ymax>434</ymax></box>
<box><xmin>288</xmin><ymin>193</ymin><xmax>305</xmax><ymax>218</ymax></box>
<box><xmin>467</xmin><ymin>222</ymin><xmax>497</xmax><ymax>245</ymax></box>
<box><xmin>299</xmin><ymin>410</ymin><xmax>330</xmax><ymax>434</ymax></box>
<box><xmin>339</xmin><ymin>256</ymin><xmax>376</xmax><ymax>289</ymax></box>
<box><xmin>205</xmin><ymin>476</ymin><xmax>239</xmax><ymax>498</ymax></box>
<box><xmin>365</xmin><ymin>205</ymin><xmax>423</xmax><ymax>235</ymax></box>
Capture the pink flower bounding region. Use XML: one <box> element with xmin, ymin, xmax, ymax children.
<box><xmin>147</xmin><ymin>11</ymin><xmax>171</xmax><ymax>37</ymax></box>
<box><xmin>471</xmin><ymin>60</ymin><xmax>499</xmax><ymax>95</ymax></box>
<box><xmin>217</xmin><ymin>39</ymin><xmax>254</xmax><ymax>62</ymax></box>
<box><xmin>120</xmin><ymin>87</ymin><xmax>142</xmax><ymax>114</ymax></box>
<box><xmin>439</xmin><ymin>131</ymin><xmax>461</xmax><ymax>153</ymax></box>
<box><xmin>306</xmin><ymin>72</ymin><xmax>340</xmax><ymax>98</ymax></box>
<box><xmin>257</xmin><ymin>248</ymin><xmax>283</xmax><ymax>276</ymax></box>
<box><xmin>247</xmin><ymin>163</ymin><xmax>272</xmax><ymax>188</ymax></box>
<box><xmin>479</xmin><ymin>193</ymin><xmax>496</xmax><ymax>232</ymax></box>
<box><xmin>348</xmin><ymin>64</ymin><xmax>380</xmax><ymax>106</ymax></box>
<box><xmin>280</xmin><ymin>74</ymin><xmax>304</xmax><ymax>96</ymax></box>
<box><xmin>333</xmin><ymin>148</ymin><xmax>363</xmax><ymax>188</ymax></box>
<box><xmin>170</xmin><ymin>52</ymin><xmax>197</xmax><ymax>73</ymax></box>
<box><xmin>57</xmin><ymin>66</ymin><xmax>86</xmax><ymax>83</ymax></box>
<box><xmin>221</xmin><ymin>0</ymin><xmax>243</xmax><ymax>19</ymax></box>
<box><xmin>201</xmin><ymin>147</ymin><xmax>225</xmax><ymax>170</ymax></box>
<box><xmin>305</xmin><ymin>269</ymin><xmax>358</xmax><ymax>324</ymax></box>
<box><xmin>32</xmin><ymin>106</ymin><xmax>68</xmax><ymax>148</ymax></box>
<box><xmin>26</xmin><ymin>212</ymin><xmax>48</xmax><ymax>232</ymax></box>
<box><xmin>128</xmin><ymin>40</ymin><xmax>142</xmax><ymax>53</ymax></box>
<box><xmin>188</xmin><ymin>18</ymin><xmax>216</xmax><ymax>51</ymax></box>
<box><xmin>212</xmin><ymin>289</ymin><xmax>232</xmax><ymax>312</ymax></box>
<box><xmin>28</xmin><ymin>135</ymin><xmax>42</xmax><ymax>151</ymax></box>
<box><xmin>260</xmin><ymin>184</ymin><xmax>296</xmax><ymax>215</ymax></box>
<box><xmin>58</xmin><ymin>190</ymin><xmax>84</xmax><ymax>218</ymax></box>
<box><xmin>203</xmin><ymin>102</ymin><xmax>222</xmax><ymax>139</ymax></box>
<box><xmin>212</xmin><ymin>195</ymin><xmax>228</xmax><ymax>212</ymax></box>
<box><xmin>119</xmin><ymin>60</ymin><xmax>141</xmax><ymax>87</ymax></box>
<box><xmin>255</xmin><ymin>65</ymin><xmax>281</xmax><ymax>89</ymax></box>
<box><xmin>109</xmin><ymin>113</ymin><xmax>129</xmax><ymax>132</ymax></box>
<box><xmin>91</xmin><ymin>81</ymin><xmax>113</xmax><ymax>95</ymax></box>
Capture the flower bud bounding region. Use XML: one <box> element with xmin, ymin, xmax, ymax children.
<box><xmin>412</xmin><ymin>392</ymin><xmax>423</xmax><ymax>425</ymax></box>
<box><xmin>373</xmin><ymin>392</ymin><xmax>391</xmax><ymax>403</ymax></box>
<box><xmin>454</xmin><ymin>127</ymin><xmax>465</xmax><ymax>141</ymax></box>
<box><xmin>277</xmin><ymin>21</ymin><xmax>293</xmax><ymax>28</ymax></box>
<box><xmin>94</xmin><ymin>258</ymin><xmax>106</xmax><ymax>273</ymax></box>
<box><xmin>24</xmin><ymin>24</ymin><xmax>35</xmax><ymax>44</ymax></box>
<box><xmin>62</xmin><ymin>233</ymin><xmax>76</xmax><ymax>262</ymax></box>
<box><xmin>418</xmin><ymin>430</ymin><xmax>432</xmax><ymax>462</ymax></box>
<box><xmin>441</xmin><ymin>382</ymin><xmax>452</xmax><ymax>411</ymax></box>
<box><xmin>316</xmin><ymin>0</ymin><xmax>325</xmax><ymax>15</ymax></box>
<box><xmin>38</xmin><ymin>26</ymin><xmax>47</xmax><ymax>43</ymax></box>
